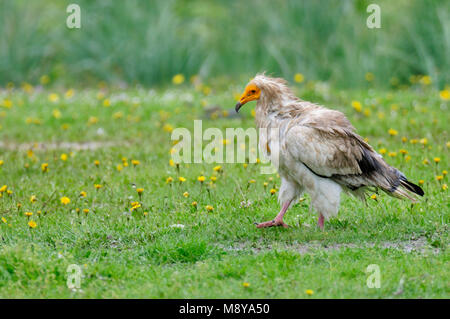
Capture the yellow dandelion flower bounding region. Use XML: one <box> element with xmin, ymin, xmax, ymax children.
<box><xmin>202</xmin><ymin>86</ymin><xmax>211</xmax><ymax>95</ymax></box>
<box><xmin>442</xmin><ymin>184</ymin><xmax>448</xmax><ymax>190</ymax></box>
<box><xmin>65</xmin><ymin>89</ymin><xmax>74</xmax><ymax>98</ymax></box>
<box><xmin>191</xmin><ymin>201</ymin><xmax>197</xmax><ymax>207</ymax></box>
<box><xmin>1</xmin><ymin>217</ymin><xmax>6</xmax><ymax>223</ymax></box>
<box><xmin>2</xmin><ymin>99</ymin><xmax>13</xmax><ymax>108</ymax></box>
<box><xmin>83</xmin><ymin>208</ymin><xmax>89</xmax><ymax>214</ymax></box>
<box><xmin>399</xmin><ymin>149</ymin><xmax>408</xmax><ymax>155</ymax></box>
<box><xmin>183</xmin><ymin>192</ymin><xmax>189</xmax><ymax>198</ymax></box>
<box><xmin>423</xmin><ymin>159</ymin><xmax>429</xmax><ymax>165</ymax></box>
<box><xmin>60</xmin><ymin>196</ymin><xmax>70</xmax><ymax>205</ymax></box>
<box><xmin>169</xmin><ymin>159</ymin><xmax>175</xmax><ymax>167</ymax></box>
<box><xmin>305</xmin><ymin>289</ymin><xmax>314</xmax><ymax>296</ymax></box>
<box><xmin>94</xmin><ymin>160</ymin><xmax>100</xmax><ymax>166</ymax></box>
<box><xmin>52</xmin><ymin>109</ymin><xmax>62</xmax><ymax>119</ymax></box>
<box><xmin>28</xmin><ymin>220</ymin><xmax>37</xmax><ymax>228</ymax></box>
<box><xmin>419</xmin><ymin>138</ymin><xmax>428</xmax><ymax>145</ymax></box>
<box><xmin>294</xmin><ymin>73</ymin><xmax>304</xmax><ymax>83</ymax></box>
<box><xmin>388</xmin><ymin>152</ymin><xmax>397</xmax><ymax>157</ymax></box>
<box><xmin>410</xmin><ymin>139</ymin><xmax>418</xmax><ymax>144</ymax></box>
<box><xmin>418</xmin><ymin>180</ymin><xmax>424</xmax><ymax>185</ymax></box>
<box><xmin>442</xmin><ymin>170</ymin><xmax>447</xmax><ymax>176</ymax></box>
<box><xmin>351</xmin><ymin>101</ymin><xmax>362</xmax><ymax>112</ymax></box>
<box><xmin>88</xmin><ymin>116</ymin><xmax>98</xmax><ymax>125</ymax></box>
<box><xmin>433</xmin><ymin>157</ymin><xmax>440</xmax><ymax>163</ymax></box>
<box><xmin>113</xmin><ymin>111</ymin><xmax>123</xmax><ymax>119</ymax></box>
<box><xmin>94</xmin><ymin>184</ymin><xmax>102</xmax><ymax>190</ymax></box>
<box><xmin>420</xmin><ymin>75</ymin><xmax>431</xmax><ymax>85</ymax></box>
<box><xmin>102</xmin><ymin>99</ymin><xmax>111</xmax><ymax>107</ymax></box>
<box><xmin>136</xmin><ymin>188</ymin><xmax>144</xmax><ymax>194</ymax></box>
<box><xmin>0</xmin><ymin>185</ymin><xmax>8</xmax><ymax>193</ymax></box>
<box><xmin>401</xmin><ymin>137</ymin><xmax>408</xmax><ymax>143</ymax></box>
<box><xmin>379</xmin><ymin>148</ymin><xmax>387</xmax><ymax>155</ymax></box>
<box><xmin>131</xmin><ymin>159</ymin><xmax>140</xmax><ymax>166</ymax></box>
<box><xmin>210</xmin><ymin>176</ymin><xmax>217</xmax><ymax>182</ymax></box>
<box><xmin>370</xmin><ymin>194</ymin><xmax>377</xmax><ymax>200</ymax></box>
<box><xmin>116</xmin><ymin>164</ymin><xmax>123</xmax><ymax>171</ymax></box>
<box><xmin>80</xmin><ymin>191</ymin><xmax>87</xmax><ymax>198</ymax></box>
<box><xmin>197</xmin><ymin>175</ymin><xmax>206</xmax><ymax>182</ymax></box>
<box><xmin>436</xmin><ymin>175</ymin><xmax>443</xmax><ymax>181</ymax></box>
<box><xmin>60</xmin><ymin>153</ymin><xmax>68</xmax><ymax>161</ymax></box>
<box><xmin>263</xmin><ymin>182</ymin><xmax>269</xmax><ymax>187</ymax></box>
<box><xmin>213</xmin><ymin>165</ymin><xmax>222</xmax><ymax>172</ymax></box>
<box><xmin>22</xmin><ymin>82</ymin><xmax>33</xmax><ymax>93</ymax></box>
<box><xmin>131</xmin><ymin>202</ymin><xmax>141</xmax><ymax>210</ymax></box>
<box><xmin>30</xmin><ymin>195</ymin><xmax>37</xmax><ymax>203</ymax></box>
<box><xmin>439</xmin><ymin>89</ymin><xmax>450</xmax><ymax>100</ymax></box>
<box><xmin>40</xmin><ymin>75</ymin><xmax>50</xmax><ymax>85</ymax></box>
<box><xmin>166</xmin><ymin>177</ymin><xmax>173</xmax><ymax>184</ymax></box>
<box><xmin>205</xmin><ymin>205</ymin><xmax>214</xmax><ymax>212</ymax></box>
<box><xmin>163</xmin><ymin>123</ymin><xmax>174</xmax><ymax>133</ymax></box>
<box><xmin>41</xmin><ymin>163</ymin><xmax>49</xmax><ymax>172</ymax></box>
<box><xmin>270</xmin><ymin>188</ymin><xmax>277</xmax><ymax>195</ymax></box>
<box><xmin>242</xmin><ymin>282</ymin><xmax>250</xmax><ymax>288</ymax></box>
<box><xmin>405</xmin><ymin>155</ymin><xmax>411</xmax><ymax>162</ymax></box>
<box><xmin>388</xmin><ymin>128</ymin><xmax>398</xmax><ymax>136</ymax></box>
<box><xmin>172</xmin><ymin>74</ymin><xmax>185</xmax><ymax>85</ymax></box>
<box><xmin>365</xmin><ymin>72</ymin><xmax>374</xmax><ymax>82</ymax></box>
<box><xmin>25</xmin><ymin>211</ymin><xmax>33</xmax><ymax>217</ymax></box>
<box><xmin>48</xmin><ymin>93</ymin><xmax>59</xmax><ymax>103</ymax></box>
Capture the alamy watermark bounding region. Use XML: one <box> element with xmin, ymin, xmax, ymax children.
<box><xmin>67</xmin><ymin>264</ymin><xmax>82</xmax><ymax>290</ymax></box>
<box><xmin>366</xmin><ymin>4</ymin><xmax>381</xmax><ymax>29</ymax></box>
<box><xmin>66</xmin><ymin>4</ymin><xmax>81</xmax><ymax>29</ymax></box>
<box><xmin>366</xmin><ymin>264</ymin><xmax>381</xmax><ymax>288</ymax></box>
<box><xmin>170</xmin><ymin>120</ymin><xmax>279</xmax><ymax>174</ymax></box>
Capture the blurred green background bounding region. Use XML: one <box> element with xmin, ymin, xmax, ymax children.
<box><xmin>0</xmin><ymin>0</ymin><xmax>448</xmax><ymax>88</ymax></box>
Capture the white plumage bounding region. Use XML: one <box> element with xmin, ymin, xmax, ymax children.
<box><xmin>235</xmin><ymin>74</ymin><xmax>424</xmax><ymax>229</ymax></box>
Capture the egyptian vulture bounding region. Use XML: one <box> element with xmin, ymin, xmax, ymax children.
<box><xmin>235</xmin><ymin>74</ymin><xmax>424</xmax><ymax>229</ymax></box>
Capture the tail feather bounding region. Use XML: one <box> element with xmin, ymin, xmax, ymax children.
<box><xmin>400</xmin><ymin>178</ymin><xmax>424</xmax><ymax>196</ymax></box>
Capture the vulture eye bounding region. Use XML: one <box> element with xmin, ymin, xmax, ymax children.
<box><xmin>250</xmin><ymin>90</ymin><xmax>256</xmax><ymax>94</ymax></box>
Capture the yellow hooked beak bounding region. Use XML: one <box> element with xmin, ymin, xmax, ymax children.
<box><xmin>235</xmin><ymin>84</ymin><xmax>261</xmax><ymax>112</ymax></box>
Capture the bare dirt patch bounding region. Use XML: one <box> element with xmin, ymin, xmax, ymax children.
<box><xmin>0</xmin><ymin>141</ymin><xmax>123</xmax><ymax>151</ymax></box>
<box><xmin>216</xmin><ymin>237</ymin><xmax>442</xmax><ymax>255</ymax></box>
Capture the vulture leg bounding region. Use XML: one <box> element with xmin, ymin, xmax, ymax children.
<box><xmin>256</xmin><ymin>200</ymin><xmax>292</xmax><ymax>228</ymax></box>
<box><xmin>318</xmin><ymin>213</ymin><xmax>325</xmax><ymax>230</ymax></box>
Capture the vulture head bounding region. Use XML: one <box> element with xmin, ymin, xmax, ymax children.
<box><xmin>235</xmin><ymin>73</ymin><xmax>297</xmax><ymax>113</ymax></box>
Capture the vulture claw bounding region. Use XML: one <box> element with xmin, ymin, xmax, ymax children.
<box><xmin>255</xmin><ymin>219</ymin><xmax>289</xmax><ymax>228</ymax></box>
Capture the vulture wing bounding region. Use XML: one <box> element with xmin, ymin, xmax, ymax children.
<box><xmin>282</xmin><ymin>108</ymin><xmax>424</xmax><ymax>199</ymax></box>
<box><xmin>284</xmin><ymin>114</ymin><xmax>380</xmax><ymax>178</ymax></box>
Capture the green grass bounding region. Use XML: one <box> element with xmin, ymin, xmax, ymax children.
<box><xmin>1</xmin><ymin>0</ymin><xmax>449</xmax><ymax>87</ymax></box>
<box><xmin>0</xmin><ymin>80</ymin><xmax>448</xmax><ymax>298</ymax></box>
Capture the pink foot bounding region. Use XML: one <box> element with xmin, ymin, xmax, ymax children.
<box><xmin>255</xmin><ymin>218</ymin><xmax>289</xmax><ymax>228</ymax></box>
<box><xmin>318</xmin><ymin>213</ymin><xmax>325</xmax><ymax>230</ymax></box>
